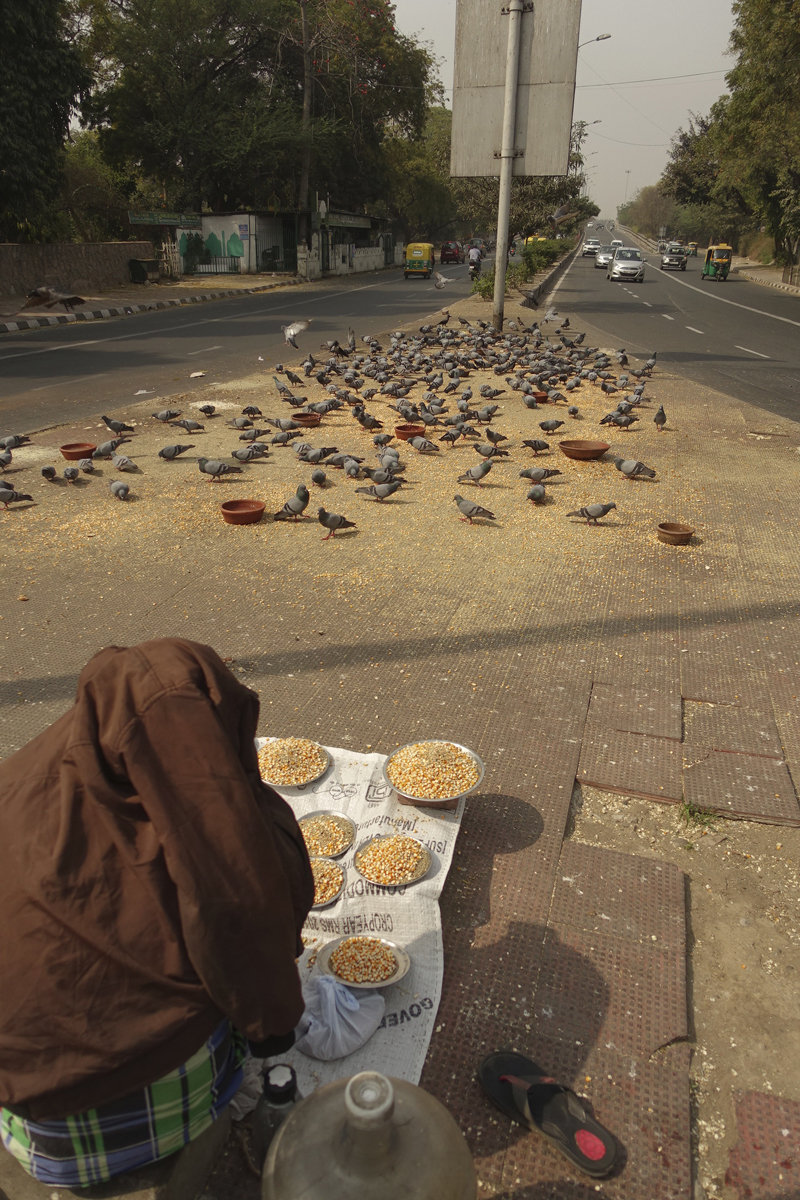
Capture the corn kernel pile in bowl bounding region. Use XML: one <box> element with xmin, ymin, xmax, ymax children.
<box><xmin>386</xmin><ymin>741</ymin><xmax>479</xmax><ymax>799</ymax></box>
<box><xmin>258</xmin><ymin>737</ymin><xmax>328</xmax><ymax>786</ymax></box>
<box><xmin>329</xmin><ymin>936</ymin><xmax>397</xmax><ymax>983</ymax></box>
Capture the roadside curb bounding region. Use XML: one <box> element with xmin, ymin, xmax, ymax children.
<box><xmin>732</xmin><ymin>267</ymin><xmax>800</xmax><ymax>297</ymax></box>
<box><xmin>0</xmin><ymin>277</ymin><xmax>307</xmax><ymax>335</ymax></box>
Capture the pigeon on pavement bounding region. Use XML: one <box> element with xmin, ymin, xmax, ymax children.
<box><xmin>473</xmin><ymin>443</ymin><xmax>509</xmax><ymax>459</ymax></box>
<box><xmin>539</xmin><ymin>419</ymin><xmax>565</xmax><ymax>433</ymax></box>
<box><xmin>0</xmin><ymin>486</ymin><xmax>33</xmax><ymax>509</ymax></box>
<box><xmin>93</xmin><ymin>438</ymin><xmax>130</xmax><ymax>459</ymax></box>
<box><xmin>41</xmin><ymin>465</ymin><xmax>56</xmax><ymax>480</ymax></box>
<box><xmin>457</xmin><ymin>461</ymin><xmax>492</xmax><ymax>486</ymax></box>
<box><xmin>102</xmin><ymin>415</ymin><xmax>134</xmax><ymax>435</ymax></box>
<box><xmin>614</xmin><ymin>458</ymin><xmax>656</xmax><ymax>480</ymax></box>
<box><xmin>318</xmin><ymin>507</ymin><xmax>356</xmax><ymax>539</ymax></box>
<box><xmin>409</xmin><ymin>436</ymin><xmax>439</xmax><ymax>453</ymax></box>
<box><xmin>355</xmin><ymin>480</ymin><xmax>402</xmax><ymax>501</ymax></box>
<box><xmin>453</xmin><ymin>494</ymin><xmax>496</xmax><ymax>524</ymax></box>
<box><xmin>197</xmin><ymin>404</ymin><xmax>216</xmax><ymax>417</ymax></box>
<box><xmin>198</xmin><ymin>458</ymin><xmax>242</xmax><ymax>480</ymax></box>
<box><xmin>109</xmin><ymin>480</ymin><xmax>129</xmax><ymax>500</ymax></box>
<box><xmin>527</xmin><ymin>485</ymin><xmax>546</xmax><ymax>503</ymax></box>
<box><xmin>654</xmin><ymin>405</ymin><xmax>667</xmax><ymax>432</ymax></box>
<box><xmin>274</xmin><ymin>485</ymin><xmax>310</xmax><ymax>521</ymax></box>
<box><xmin>158</xmin><ymin>444</ymin><xmax>194</xmax><ymax>461</ymax></box>
<box><xmin>0</xmin><ymin>449</ymin><xmax>12</xmax><ymax>471</ymax></box>
<box><xmin>63</xmin><ymin>466</ymin><xmax>79</xmax><ymax>483</ymax></box>
<box><xmin>310</xmin><ymin>469</ymin><xmax>327</xmax><ymax>486</ymax></box>
<box><xmin>152</xmin><ymin>409</ymin><xmax>181</xmax><ymax>422</ymax></box>
<box><xmin>522</xmin><ymin>439</ymin><xmax>550</xmax><ymax>455</ymax></box>
<box><xmin>566</xmin><ymin>502</ymin><xmax>617</xmax><ymax>525</ymax></box>
<box><xmin>0</xmin><ymin>435</ymin><xmax>31</xmax><ymax>450</ymax></box>
<box><xmin>78</xmin><ymin>458</ymin><xmax>94</xmax><ymax>472</ymax></box>
<box><xmin>112</xmin><ymin>454</ymin><xmax>136</xmax><ymax>471</ymax></box>
<box><xmin>171</xmin><ymin>418</ymin><xmax>204</xmax><ymax>433</ymax></box>
<box><xmin>519</xmin><ymin>467</ymin><xmax>561</xmax><ymax>483</ymax></box>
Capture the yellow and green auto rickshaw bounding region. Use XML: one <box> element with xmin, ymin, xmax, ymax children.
<box><xmin>404</xmin><ymin>242</ymin><xmax>435</xmax><ymax>279</ymax></box>
<box><xmin>687</xmin><ymin>241</ymin><xmax>698</xmax><ymax>257</ymax></box>
<box><xmin>701</xmin><ymin>244</ymin><xmax>732</xmax><ymax>281</ymax></box>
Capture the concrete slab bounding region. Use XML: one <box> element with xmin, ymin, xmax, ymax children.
<box><xmin>587</xmin><ymin>681</ymin><xmax>683</xmax><ymax>741</ymax></box>
<box><xmin>725</xmin><ymin>1090</ymin><xmax>800</xmax><ymax>1199</ymax></box>
<box><xmin>683</xmin><ymin>744</ymin><xmax>800</xmax><ymax>825</ymax></box>
<box><xmin>684</xmin><ymin>699</ymin><xmax>784</xmax><ymax>759</ymax></box>
<box><xmin>578</xmin><ymin>730</ymin><xmax>684</xmax><ymax>803</ymax></box>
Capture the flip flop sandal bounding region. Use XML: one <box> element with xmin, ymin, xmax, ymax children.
<box><xmin>478</xmin><ymin>1051</ymin><xmax>617</xmax><ymax>1178</ymax></box>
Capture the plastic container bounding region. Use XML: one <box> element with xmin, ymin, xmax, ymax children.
<box><xmin>262</xmin><ymin>1070</ymin><xmax>476</xmax><ymax>1200</ymax></box>
<box><xmin>253</xmin><ymin>1065</ymin><xmax>301</xmax><ymax>1167</ymax></box>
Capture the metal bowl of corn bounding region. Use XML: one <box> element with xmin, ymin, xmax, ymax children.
<box><xmin>382</xmin><ymin>740</ymin><xmax>484</xmax><ymax>804</ymax></box>
<box><xmin>352</xmin><ymin>833</ymin><xmax>432</xmax><ymax>889</ymax></box>
<box><xmin>257</xmin><ymin>737</ymin><xmax>331</xmax><ymax>788</ymax></box>
<box><xmin>298</xmin><ymin>810</ymin><xmax>356</xmax><ymax>859</ymax></box>
<box><xmin>317</xmin><ymin>935</ymin><xmax>411</xmax><ymax>989</ymax></box>
<box><xmin>310</xmin><ymin>857</ymin><xmax>347</xmax><ymax>910</ymax></box>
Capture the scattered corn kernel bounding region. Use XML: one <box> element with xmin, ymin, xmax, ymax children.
<box><xmin>329</xmin><ymin>936</ymin><xmax>397</xmax><ymax>983</ymax></box>
<box><xmin>356</xmin><ymin>834</ymin><xmax>427</xmax><ymax>885</ymax></box>
<box><xmin>386</xmin><ymin>741</ymin><xmax>479</xmax><ymax>799</ymax></box>
<box><xmin>311</xmin><ymin>858</ymin><xmax>344</xmax><ymax>906</ymax></box>
<box><xmin>299</xmin><ymin>813</ymin><xmax>353</xmax><ymax>857</ymax></box>
<box><xmin>258</xmin><ymin>737</ymin><xmax>327</xmax><ymax>786</ymax></box>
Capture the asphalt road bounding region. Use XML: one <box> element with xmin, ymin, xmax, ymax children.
<box><xmin>554</xmin><ymin>249</ymin><xmax>800</xmax><ymax>423</ymax></box>
<box><xmin>0</xmin><ymin>262</ymin><xmax>474</xmax><ymax>434</ymax></box>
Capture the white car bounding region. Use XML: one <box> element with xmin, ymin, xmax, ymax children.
<box><xmin>594</xmin><ymin>246</ymin><xmax>614</xmax><ymax>269</ymax></box>
<box><xmin>610</xmin><ymin>238</ymin><xmax>623</xmax><ymax>249</ymax></box>
<box><xmin>581</xmin><ymin>238</ymin><xmax>601</xmax><ymax>256</ymax></box>
<box><xmin>607</xmin><ymin>247</ymin><xmax>645</xmax><ymax>282</ymax></box>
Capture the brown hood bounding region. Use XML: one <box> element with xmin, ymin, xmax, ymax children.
<box><xmin>0</xmin><ymin>638</ymin><xmax>313</xmax><ymax>1119</ymax></box>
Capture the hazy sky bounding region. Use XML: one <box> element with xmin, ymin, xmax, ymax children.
<box><xmin>393</xmin><ymin>0</ymin><xmax>735</xmax><ymax>217</ymax></box>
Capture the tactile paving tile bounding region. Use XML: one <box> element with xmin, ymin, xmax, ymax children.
<box><xmin>683</xmin><ymin>744</ymin><xmax>800</xmax><ymax>826</ymax></box>
<box><xmin>586</xmin><ymin>682</ymin><xmax>683</xmax><ymax>741</ymax></box>
<box><xmin>578</xmin><ymin>730</ymin><xmax>684</xmax><ymax>803</ymax></box>
<box><xmin>532</xmin><ymin>924</ymin><xmax>687</xmax><ymax>1059</ymax></box>
<box><xmin>681</xmin><ymin>652</ymin><xmax>772</xmax><ymax>710</ymax></box>
<box><xmin>552</xmin><ymin>843</ymin><xmax>686</xmax><ymax>951</ymax></box>
<box><xmin>684</xmin><ymin>700</ymin><xmax>784</xmax><ymax>759</ymax></box>
<box><xmin>725</xmin><ymin>1090</ymin><xmax>800</xmax><ymax>1199</ymax></box>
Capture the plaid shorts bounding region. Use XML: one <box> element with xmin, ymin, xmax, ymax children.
<box><xmin>1</xmin><ymin>1020</ymin><xmax>247</xmax><ymax>1186</ymax></box>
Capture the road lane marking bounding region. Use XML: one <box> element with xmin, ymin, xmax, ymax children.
<box><xmin>32</xmin><ymin>372</ymin><xmax>108</xmax><ymax>392</ymax></box>
<box><xmin>663</xmin><ymin>314</ymin><xmax>675</xmax><ymax>320</ymax></box>
<box><xmin>187</xmin><ymin>345</ymin><xmax>221</xmax><ymax>356</ymax></box>
<box><xmin>643</xmin><ymin>301</ymin><xmax>653</xmax><ymax>307</ymax></box>
<box><xmin>686</xmin><ymin>326</ymin><xmax>704</xmax><ymax>334</ymax></box>
<box><xmin>639</xmin><ymin>257</ymin><xmax>800</xmax><ymax>328</ymax></box>
<box><xmin>735</xmin><ymin>345</ymin><xmax>771</xmax><ymax>358</ymax></box>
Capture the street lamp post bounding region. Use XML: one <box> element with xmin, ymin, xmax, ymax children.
<box><xmin>578</xmin><ymin>34</ymin><xmax>611</xmax><ymax>49</ymax></box>
<box><xmin>624</xmin><ymin>170</ymin><xmax>632</xmax><ymax>202</ymax></box>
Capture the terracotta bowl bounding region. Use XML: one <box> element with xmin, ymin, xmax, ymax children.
<box><xmin>657</xmin><ymin>522</ymin><xmax>695</xmax><ymax>546</ymax></box>
<box><xmin>532</xmin><ymin>390</ymin><xmax>549</xmax><ymax>402</ymax></box>
<box><xmin>220</xmin><ymin>499</ymin><xmax>265</xmax><ymax>526</ymax></box>
<box><xmin>60</xmin><ymin>442</ymin><xmax>97</xmax><ymax>461</ymax></box>
<box><xmin>293</xmin><ymin>413</ymin><xmax>322</xmax><ymax>427</ymax></box>
<box><xmin>395</xmin><ymin>423</ymin><xmax>425</xmax><ymax>441</ymax></box>
<box><xmin>558</xmin><ymin>439</ymin><xmax>610</xmax><ymax>461</ymax></box>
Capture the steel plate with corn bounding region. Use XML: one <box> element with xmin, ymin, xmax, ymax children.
<box><xmin>384</xmin><ymin>740</ymin><xmax>482</xmax><ymax>801</ymax></box>
<box><xmin>354</xmin><ymin>833</ymin><xmax>431</xmax><ymax>887</ymax></box>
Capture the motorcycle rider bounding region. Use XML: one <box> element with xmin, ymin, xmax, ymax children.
<box><xmin>468</xmin><ymin>244</ymin><xmax>482</xmax><ymax>277</ymax></box>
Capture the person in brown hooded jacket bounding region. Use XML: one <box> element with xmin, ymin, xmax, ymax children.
<box><xmin>0</xmin><ymin>638</ymin><xmax>313</xmax><ymax>1185</ymax></box>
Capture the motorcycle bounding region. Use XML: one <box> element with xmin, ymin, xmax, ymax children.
<box><xmin>468</xmin><ymin>259</ymin><xmax>481</xmax><ymax>282</ymax></box>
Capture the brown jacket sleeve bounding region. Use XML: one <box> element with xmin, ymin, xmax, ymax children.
<box><xmin>122</xmin><ymin>686</ymin><xmax>313</xmax><ymax>1040</ymax></box>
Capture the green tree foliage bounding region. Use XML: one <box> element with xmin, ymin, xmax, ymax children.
<box><xmin>0</xmin><ymin>1</ymin><xmax>90</xmax><ymax>240</ymax></box>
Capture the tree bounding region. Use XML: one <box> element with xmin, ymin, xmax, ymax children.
<box><xmin>0</xmin><ymin>1</ymin><xmax>90</xmax><ymax>240</ymax></box>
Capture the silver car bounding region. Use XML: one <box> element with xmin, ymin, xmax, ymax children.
<box><xmin>594</xmin><ymin>245</ymin><xmax>614</xmax><ymax>269</ymax></box>
<box><xmin>581</xmin><ymin>238</ymin><xmax>601</xmax><ymax>256</ymax></box>
<box><xmin>607</xmin><ymin>247</ymin><xmax>645</xmax><ymax>282</ymax></box>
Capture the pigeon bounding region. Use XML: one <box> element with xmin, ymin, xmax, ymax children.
<box><xmin>93</xmin><ymin>438</ymin><xmax>130</xmax><ymax>459</ymax></box>
<box><xmin>274</xmin><ymin>485</ymin><xmax>310</xmax><ymax>521</ymax></box>
<box><xmin>373</xmin><ymin>433</ymin><xmax>393</xmax><ymax>448</ymax></box>
<box><xmin>614</xmin><ymin>414</ymin><xmax>639</xmax><ymax>431</ymax></box>
<box><xmin>231</xmin><ymin>445</ymin><xmax>266</xmax><ymax>462</ymax></box>
<box><xmin>539</xmin><ymin>419</ymin><xmax>564</xmax><ymax>433</ymax></box>
<box><xmin>171</xmin><ymin>418</ymin><xmax>204</xmax><ymax>433</ymax></box>
<box><xmin>41</xmin><ymin>465</ymin><xmax>56</xmax><ymax>480</ymax></box>
<box><xmin>567</xmin><ymin>405</ymin><xmax>579</xmax><ymax>418</ymax></box>
<box><xmin>285</xmin><ymin>371</ymin><xmax>304</xmax><ymax>386</ymax></box>
<box><xmin>485</xmin><ymin>429</ymin><xmax>508</xmax><ymax>445</ymax></box>
<box><xmin>78</xmin><ymin>458</ymin><xmax>95</xmax><ymax>472</ymax></box>
<box><xmin>109</xmin><ymin>480</ymin><xmax>129</xmax><ymax>500</ymax></box>
<box><xmin>364</xmin><ymin>467</ymin><xmax>403</xmax><ymax>485</ymax></box>
<box><xmin>268</xmin><ymin>418</ymin><xmax>300</xmax><ymax>431</ymax></box>
<box><xmin>240</xmin><ymin>428</ymin><xmax>268</xmax><ymax>441</ymax></box>
<box><xmin>654</xmin><ymin>405</ymin><xmax>667</xmax><ymax>432</ymax></box>
<box><xmin>440</xmin><ymin>429</ymin><xmax>462</xmax><ymax>448</ymax></box>
<box><xmin>0</xmin><ymin>485</ymin><xmax>33</xmax><ymax>509</ymax></box>
<box><xmin>0</xmin><ymin>434</ymin><xmax>31</xmax><ymax>450</ymax></box>
<box><xmin>198</xmin><ymin>458</ymin><xmax>242</xmax><ymax>480</ymax></box>
<box><xmin>457</xmin><ymin>461</ymin><xmax>492</xmax><ymax>486</ymax></box>
<box><xmin>282</xmin><ymin>319</ymin><xmax>312</xmax><ymax>349</ymax></box>
<box><xmin>566</xmin><ymin>502</ymin><xmax>617</xmax><ymax>525</ymax></box>
<box><xmin>230</xmin><ymin>416</ymin><xmax>253</xmax><ymax>429</ymax></box>
<box><xmin>355</xmin><ymin>481</ymin><xmax>402</xmax><ymax>501</ymax></box>
<box><xmin>527</xmin><ymin>485</ymin><xmax>546</xmax><ymax>503</ymax></box>
<box><xmin>522</xmin><ymin>439</ymin><xmax>550</xmax><ymax>455</ymax></box>
<box><xmin>343</xmin><ymin>459</ymin><xmax>361</xmax><ymax>479</ymax></box>
<box><xmin>409</xmin><ymin>436</ymin><xmax>439</xmax><ymax>453</ymax></box>
<box><xmin>197</xmin><ymin>404</ymin><xmax>216</xmax><ymax>417</ymax></box>
<box><xmin>63</xmin><ymin>466</ymin><xmax>80</xmax><ymax>483</ymax></box>
<box><xmin>473</xmin><ymin>443</ymin><xmax>508</xmax><ymax>459</ymax></box>
<box><xmin>102</xmin><ymin>415</ymin><xmax>134</xmax><ymax>435</ymax></box>
<box><xmin>318</xmin><ymin>507</ymin><xmax>356</xmax><ymax>539</ymax></box>
<box><xmin>310</xmin><ymin>469</ymin><xmax>327</xmax><ymax>487</ymax></box>
<box><xmin>272</xmin><ymin>430</ymin><xmax>300</xmax><ymax>446</ymax></box>
<box><xmin>0</xmin><ymin>449</ymin><xmax>12</xmax><ymax>471</ymax></box>
<box><xmin>152</xmin><ymin>409</ymin><xmax>181</xmax><ymax>422</ymax></box>
<box><xmin>614</xmin><ymin>458</ymin><xmax>656</xmax><ymax>480</ymax></box>
<box><xmin>158</xmin><ymin>444</ymin><xmax>194</xmax><ymax>461</ymax></box>
<box><xmin>433</xmin><ymin>272</ymin><xmax>449</xmax><ymax>290</ymax></box>
<box><xmin>453</xmin><ymin>494</ymin><xmax>495</xmax><ymax>524</ymax></box>
<box><xmin>519</xmin><ymin>467</ymin><xmax>561</xmax><ymax>483</ymax></box>
<box><xmin>302</xmin><ymin>447</ymin><xmax>338</xmax><ymax>464</ymax></box>
<box><xmin>112</xmin><ymin>454</ymin><xmax>136</xmax><ymax>471</ymax></box>
<box><xmin>21</xmin><ymin>286</ymin><xmax>85</xmax><ymax>312</ymax></box>
<box><xmin>548</xmin><ymin>203</ymin><xmax>575</xmax><ymax>229</ymax></box>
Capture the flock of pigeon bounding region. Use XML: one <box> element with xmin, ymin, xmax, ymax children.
<box><xmin>0</xmin><ymin>311</ymin><xmax>665</xmax><ymax>535</ymax></box>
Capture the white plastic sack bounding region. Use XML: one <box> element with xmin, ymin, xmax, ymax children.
<box><xmin>294</xmin><ymin>975</ymin><xmax>385</xmax><ymax>1061</ymax></box>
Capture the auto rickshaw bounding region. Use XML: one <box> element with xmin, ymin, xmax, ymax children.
<box><xmin>404</xmin><ymin>242</ymin><xmax>435</xmax><ymax>279</ymax></box>
<box><xmin>701</xmin><ymin>244</ymin><xmax>732</xmax><ymax>281</ymax></box>
<box><xmin>687</xmin><ymin>242</ymin><xmax>698</xmax><ymax>257</ymax></box>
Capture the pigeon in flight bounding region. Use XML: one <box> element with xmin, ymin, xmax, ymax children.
<box><xmin>453</xmin><ymin>494</ymin><xmax>496</xmax><ymax>524</ymax></box>
<box><xmin>614</xmin><ymin>458</ymin><xmax>656</xmax><ymax>480</ymax></box>
<box><xmin>282</xmin><ymin>319</ymin><xmax>312</xmax><ymax>349</ymax></box>
<box><xmin>318</xmin><ymin>507</ymin><xmax>356</xmax><ymax>540</ymax></box>
<box><xmin>22</xmin><ymin>286</ymin><xmax>85</xmax><ymax>312</ymax></box>
<box><xmin>549</xmin><ymin>203</ymin><xmax>575</xmax><ymax>229</ymax></box>
<box><xmin>274</xmin><ymin>485</ymin><xmax>310</xmax><ymax>521</ymax></box>
<box><xmin>433</xmin><ymin>272</ymin><xmax>449</xmax><ymax>290</ymax></box>
<box><xmin>566</xmin><ymin>502</ymin><xmax>617</xmax><ymax>525</ymax></box>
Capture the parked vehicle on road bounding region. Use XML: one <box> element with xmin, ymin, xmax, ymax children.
<box><xmin>440</xmin><ymin>241</ymin><xmax>464</xmax><ymax>265</ymax></box>
<box><xmin>581</xmin><ymin>237</ymin><xmax>601</xmax><ymax>256</ymax></box>
<box><xmin>701</xmin><ymin>244</ymin><xmax>732</xmax><ymax>281</ymax></box>
<box><xmin>404</xmin><ymin>242</ymin><xmax>435</xmax><ymax>279</ymax></box>
<box><xmin>607</xmin><ymin>247</ymin><xmax>645</xmax><ymax>282</ymax></box>
<box><xmin>661</xmin><ymin>244</ymin><xmax>688</xmax><ymax>271</ymax></box>
<box><xmin>594</xmin><ymin>245</ymin><xmax>615</xmax><ymax>269</ymax></box>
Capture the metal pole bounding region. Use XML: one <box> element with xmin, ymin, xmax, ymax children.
<box><xmin>492</xmin><ymin>0</ymin><xmax>524</xmax><ymax>332</ymax></box>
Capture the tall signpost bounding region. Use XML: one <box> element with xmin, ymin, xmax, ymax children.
<box><xmin>450</xmin><ymin>0</ymin><xmax>582</xmax><ymax>331</ymax></box>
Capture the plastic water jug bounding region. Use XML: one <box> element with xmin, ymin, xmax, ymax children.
<box><xmin>253</xmin><ymin>1064</ymin><xmax>301</xmax><ymax>1167</ymax></box>
<box><xmin>262</xmin><ymin>1070</ymin><xmax>476</xmax><ymax>1200</ymax></box>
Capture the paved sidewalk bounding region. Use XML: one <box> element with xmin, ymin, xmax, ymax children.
<box><xmin>3</xmin><ymin>290</ymin><xmax>799</xmax><ymax>1199</ymax></box>
<box><xmin>733</xmin><ymin>263</ymin><xmax>800</xmax><ymax>296</ymax></box>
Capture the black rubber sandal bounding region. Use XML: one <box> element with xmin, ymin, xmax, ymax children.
<box><xmin>478</xmin><ymin>1051</ymin><xmax>617</xmax><ymax>1178</ymax></box>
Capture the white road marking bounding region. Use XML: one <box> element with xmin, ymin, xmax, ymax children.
<box><xmin>663</xmin><ymin>314</ymin><xmax>675</xmax><ymax>320</ymax></box>
<box><xmin>735</xmin><ymin>345</ymin><xmax>771</xmax><ymax>358</ymax></box>
<box><xmin>643</xmin><ymin>301</ymin><xmax>653</xmax><ymax>307</ymax></box>
<box><xmin>686</xmin><ymin>326</ymin><xmax>704</xmax><ymax>334</ymax></box>
<box><xmin>32</xmin><ymin>372</ymin><xmax>108</xmax><ymax>392</ymax></box>
<box><xmin>641</xmin><ymin>258</ymin><xmax>800</xmax><ymax>328</ymax></box>
<box><xmin>187</xmin><ymin>345</ymin><xmax>221</xmax><ymax>356</ymax></box>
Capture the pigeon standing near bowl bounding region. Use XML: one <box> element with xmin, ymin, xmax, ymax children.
<box><xmin>274</xmin><ymin>485</ymin><xmax>310</xmax><ymax>521</ymax></box>
<box><xmin>614</xmin><ymin>458</ymin><xmax>656</xmax><ymax>481</ymax></box>
<box><xmin>78</xmin><ymin>458</ymin><xmax>94</xmax><ymax>473</ymax></box>
<box><xmin>566</xmin><ymin>502</ymin><xmax>617</xmax><ymax>526</ymax></box>
<box><xmin>318</xmin><ymin>507</ymin><xmax>356</xmax><ymax>540</ymax></box>
<box><xmin>102</xmin><ymin>415</ymin><xmax>134</xmax><ymax>435</ymax></box>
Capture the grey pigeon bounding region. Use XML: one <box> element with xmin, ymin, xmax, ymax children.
<box><xmin>654</xmin><ymin>405</ymin><xmax>666</xmax><ymax>431</ymax></box>
<box><xmin>198</xmin><ymin>458</ymin><xmax>242</xmax><ymax>480</ymax></box>
<box><xmin>231</xmin><ymin>445</ymin><xmax>266</xmax><ymax>462</ymax></box>
<box><xmin>568</xmin><ymin>405</ymin><xmax>579</xmax><ymax>418</ymax></box>
<box><xmin>519</xmin><ymin>467</ymin><xmax>561</xmax><ymax>483</ymax></box>
<box><xmin>457</xmin><ymin>461</ymin><xmax>492</xmax><ymax>487</ymax></box>
<box><xmin>303</xmin><ymin>447</ymin><xmax>338</xmax><ymax>465</ymax></box>
<box><xmin>0</xmin><ymin>486</ymin><xmax>33</xmax><ymax>508</ymax></box>
<box><xmin>63</xmin><ymin>466</ymin><xmax>79</xmax><ymax>483</ymax></box>
<box><xmin>614</xmin><ymin>414</ymin><xmax>639</xmax><ymax>431</ymax></box>
<box><xmin>614</xmin><ymin>458</ymin><xmax>656</xmax><ymax>480</ymax></box>
<box><xmin>0</xmin><ymin>449</ymin><xmax>12</xmax><ymax>471</ymax></box>
<box><xmin>197</xmin><ymin>404</ymin><xmax>216</xmax><ymax>417</ymax></box>
<box><xmin>230</xmin><ymin>416</ymin><xmax>253</xmax><ymax>429</ymax></box>
<box><xmin>41</xmin><ymin>465</ymin><xmax>56</xmax><ymax>480</ymax></box>
<box><xmin>152</xmin><ymin>409</ymin><xmax>181</xmax><ymax>422</ymax></box>
<box><xmin>522</xmin><ymin>439</ymin><xmax>550</xmax><ymax>455</ymax></box>
<box><xmin>453</xmin><ymin>494</ymin><xmax>495</xmax><ymax>524</ymax></box>
<box><xmin>268</xmin><ymin>418</ymin><xmax>299</xmax><ymax>432</ymax></box>
<box><xmin>271</xmin><ymin>430</ymin><xmax>301</xmax><ymax>445</ymax></box>
<box><xmin>373</xmin><ymin>433</ymin><xmax>393</xmax><ymax>447</ymax></box>
<box><xmin>158</xmin><ymin>444</ymin><xmax>194</xmax><ymax>461</ymax></box>
<box><xmin>539</xmin><ymin>419</ymin><xmax>564</xmax><ymax>433</ymax></box>
<box><xmin>242</xmin><ymin>405</ymin><xmax>263</xmax><ymax>418</ymax></box>
<box><xmin>364</xmin><ymin>467</ymin><xmax>402</xmax><ymax>485</ymax></box>
<box><xmin>102</xmin><ymin>415</ymin><xmax>134</xmax><ymax>434</ymax></box>
<box><xmin>355</xmin><ymin>480</ymin><xmax>402</xmax><ymax>501</ymax></box>
<box><xmin>318</xmin><ymin>506</ymin><xmax>356</xmax><ymax>539</ymax></box>
<box><xmin>440</xmin><ymin>429</ymin><xmax>462</xmax><ymax>448</ymax></box>
<box><xmin>274</xmin><ymin>485</ymin><xmax>310</xmax><ymax>521</ymax></box>
<box><xmin>78</xmin><ymin>458</ymin><xmax>94</xmax><ymax>472</ymax></box>
<box><xmin>343</xmin><ymin>459</ymin><xmax>361</xmax><ymax>478</ymax></box>
<box><xmin>485</xmin><ymin>428</ymin><xmax>508</xmax><ymax>445</ymax></box>
<box><xmin>527</xmin><ymin>485</ymin><xmax>546</xmax><ymax>504</ymax></box>
<box><xmin>240</xmin><ymin>428</ymin><xmax>268</xmax><ymax>441</ymax></box>
<box><xmin>0</xmin><ymin>434</ymin><xmax>31</xmax><ymax>449</ymax></box>
<box><xmin>171</xmin><ymin>418</ymin><xmax>204</xmax><ymax>433</ymax></box>
<box><xmin>109</xmin><ymin>480</ymin><xmax>129</xmax><ymax>500</ymax></box>
<box><xmin>94</xmin><ymin>438</ymin><xmax>130</xmax><ymax>459</ymax></box>
<box><xmin>566</xmin><ymin>502</ymin><xmax>617</xmax><ymax>525</ymax></box>
<box><xmin>112</xmin><ymin>454</ymin><xmax>136</xmax><ymax>472</ymax></box>
<box><xmin>473</xmin><ymin>443</ymin><xmax>508</xmax><ymax>459</ymax></box>
<box><xmin>310</xmin><ymin>469</ymin><xmax>327</xmax><ymax>486</ymax></box>
<box><xmin>282</xmin><ymin>319</ymin><xmax>312</xmax><ymax>349</ymax></box>
<box><xmin>409</xmin><ymin>436</ymin><xmax>439</xmax><ymax>453</ymax></box>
